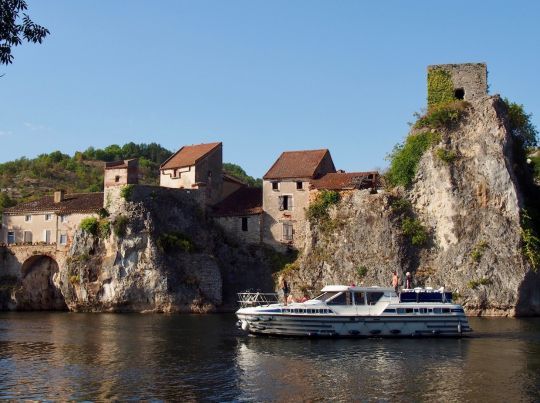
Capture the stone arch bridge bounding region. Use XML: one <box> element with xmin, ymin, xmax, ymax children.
<box><xmin>0</xmin><ymin>244</ymin><xmax>69</xmax><ymax>310</ymax></box>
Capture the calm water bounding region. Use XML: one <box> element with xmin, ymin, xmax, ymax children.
<box><xmin>0</xmin><ymin>313</ymin><xmax>539</xmax><ymax>402</ymax></box>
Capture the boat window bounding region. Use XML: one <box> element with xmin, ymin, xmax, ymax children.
<box><xmin>353</xmin><ymin>292</ymin><xmax>366</xmax><ymax>305</ymax></box>
<box><xmin>383</xmin><ymin>308</ymin><xmax>396</xmax><ymax>313</ymax></box>
<box><xmin>327</xmin><ymin>292</ymin><xmax>347</xmax><ymax>305</ymax></box>
<box><xmin>314</xmin><ymin>292</ymin><xmax>339</xmax><ymax>301</ymax></box>
<box><xmin>397</xmin><ymin>308</ymin><xmax>405</xmax><ymax>314</ymax></box>
<box><xmin>442</xmin><ymin>308</ymin><xmax>451</xmax><ymax>313</ymax></box>
<box><xmin>452</xmin><ymin>308</ymin><xmax>464</xmax><ymax>313</ymax></box>
<box><xmin>367</xmin><ymin>292</ymin><xmax>384</xmax><ymax>305</ymax></box>
<box><xmin>433</xmin><ymin>308</ymin><xmax>442</xmax><ymax>314</ymax></box>
<box><xmin>405</xmin><ymin>308</ymin><xmax>414</xmax><ymax>313</ymax></box>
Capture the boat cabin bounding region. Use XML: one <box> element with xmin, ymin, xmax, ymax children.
<box><xmin>314</xmin><ymin>286</ymin><xmax>395</xmax><ymax>306</ymax></box>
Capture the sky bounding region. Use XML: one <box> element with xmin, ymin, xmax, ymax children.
<box><xmin>1</xmin><ymin>0</ymin><xmax>539</xmax><ymax>178</ymax></box>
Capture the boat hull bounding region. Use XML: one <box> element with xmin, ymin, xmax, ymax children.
<box><xmin>236</xmin><ymin>313</ymin><xmax>471</xmax><ymax>337</ymax></box>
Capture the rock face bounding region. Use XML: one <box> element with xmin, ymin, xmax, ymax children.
<box><xmin>286</xmin><ymin>96</ymin><xmax>540</xmax><ymax>316</ymax></box>
<box><xmin>56</xmin><ymin>186</ymin><xmax>275</xmax><ymax>312</ymax></box>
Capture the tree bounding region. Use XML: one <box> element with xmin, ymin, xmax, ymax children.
<box><xmin>504</xmin><ymin>98</ymin><xmax>539</xmax><ymax>149</ymax></box>
<box><xmin>0</xmin><ymin>0</ymin><xmax>49</xmax><ymax>65</ymax></box>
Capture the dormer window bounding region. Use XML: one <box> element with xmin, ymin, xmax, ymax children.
<box><xmin>272</xmin><ymin>182</ymin><xmax>279</xmax><ymax>191</ymax></box>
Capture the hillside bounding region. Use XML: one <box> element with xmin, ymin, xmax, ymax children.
<box><xmin>0</xmin><ymin>142</ymin><xmax>261</xmax><ymax>214</ymax></box>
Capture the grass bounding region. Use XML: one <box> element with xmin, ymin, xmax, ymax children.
<box><xmin>436</xmin><ymin>148</ymin><xmax>458</xmax><ymax>164</ymax></box>
<box><xmin>415</xmin><ymin>101</ymin><xmax>469</xmax><ymax>130</ymax></box>
<box><xmin>356</xmin><ymin>266</ymin><xmax>368</xmax><ymax>278</ymax></box>
<box><xmin>470</xmin><ymin>241</ymin><xmax>488</xmax><ymax>263</ymax></box>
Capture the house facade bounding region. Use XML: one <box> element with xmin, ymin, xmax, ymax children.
<box><xmin>159</xmin><ymin>142</ymin><xmax>223</xmax><ymax>206</ymax></box>
<box><xmin>262</xmin><ymin>149</ymin><xmax>336</xmax><ymax>249</ymax></box>
<box><xmin>1</xmin><ymin>191</ymin><xmax>103</xmax><ymax>248</ymax></box>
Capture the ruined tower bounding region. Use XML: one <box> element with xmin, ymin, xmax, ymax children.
<box><xmin>427</xmin><ymin>63</ymin><xmax>487</xmax><ymax>106</ymax></box>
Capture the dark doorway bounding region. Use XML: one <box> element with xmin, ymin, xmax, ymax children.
<box><xmin>454</xmin><ymin>88</ymin><xmax>465</xmax><ymax>100</ymax></box>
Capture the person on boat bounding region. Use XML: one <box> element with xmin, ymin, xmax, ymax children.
<box><xmin>392</xmin><ymin>271</ymin><xmax>399</xmax><ymax>293</ymax></box>
<box><xmin>281</xmin><ymin>279</ymin><xmax>290</xmax><ymax>306</ymax></box>
<box><xmin>405</xmin><ymin>272</ymin><xmax>412</xmax><ymax>289</ymax></box>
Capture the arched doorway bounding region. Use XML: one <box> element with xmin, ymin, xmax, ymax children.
<box><xmin>16</xmin><ymin>255</ymin><xmax>67</xmax><ymax>310</ymax></box>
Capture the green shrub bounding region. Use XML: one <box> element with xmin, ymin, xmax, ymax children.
<box><xmin>80</xmin><ymin>217</ymin><xmax>99</xmax><ymax>235</ymax></box>
<box><xmin>401</xmin><ymin>217</ymin><xmax>428</xmax><ymax>246</ymax></box>
<box><xmin>503</xmin><ymin>99</ymin><xmax>538</xmax><ymax>149</ymax></box>
<box><xmin>98</xmin><ymin>220</ymin><xmax>111</xmax><ymax>239</ymax></box>
<box><xmin>356</xmin><ymin>266</ymin><xmax>368</xmax><ymax>278</ymax></box>
<box><xmin>69</xmin><ymin>274</ymin><xmax>80</xmax><ymax>285</ymax></box>
<box><xmin>521</xmin><ymin>210</ymin><xmax>540</xmax><ymax>271</ymax></box>
<box><xmin>530</xmin><ymin>154</ymin><xmax>540</xmax><ymax>181</ymax></box>
<box><xmin>113</xmin><ymin>215</ymin><xmax>129</xmax><ymax>237</ymax></box>
<box><xmin>306</xmin><ymin>190</ymin><xmax>340</xmax><ymax>223</ymax></box>
<box><xmin>390</xmin><ymin>198</ymin><xmax>412</xmax><ymax>214</ymax></box>
<box><xmin>427</xmin><ymin>68</ymin><xmax>455</xmax><ymax>107</ymax></box>
<box><xmin>470</xmin><ymin>240</ymin><xmax>488</xmax><ymax>263</ymax></box>
<box><xmin>98</xmin><ymin>207</ymin><xmax>110</xmax><ymax>219</ymax></box>
<box><xmin>157</xmin><ymin>232</ymin><xmax>194</xmax><ymax>253</ymax></box>
<box><xmin>415</xmin><ymin>101</ymin><xmax>469</xmax><ymax>130</ymax></box>
<box><xmin>386</xmin><ymin>131</ymin><xmax>441</xmax><ymax>188</ymax></box>
<box><xmin>436</xmin><ymin>148</ymin><xmax>458</xmax><ymax>164</ymax></box>
<box><xmin>468</xmin><ymin>278</ymin><xmax>492</xmax><ymax>289</ymax></box>
<box><xmin>120</xmin><ymin>184</ymin><xmax>135</xmax><ymax>201</ymax></box>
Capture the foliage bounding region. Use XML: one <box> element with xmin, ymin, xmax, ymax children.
<box><xmin>390</xmin><ymin>197</ymin><xmax>412</xmax><ymax>214</ymax></box>
<box><xmin>157</xmin><ymin>231</ymin><xmax>194</xmax><ymax>253</ymax></box>
<box><xmin>415</xmin><ymin>101</ymin><xmax>469</xmax><ymax>130</ymax></box>
<box><xmin>521</xmin><ymin>210</ymin><xmax>540</xmax><ymax>271</ymax></box>
<box><xmin>0</xmin><ymin>192</ymin><xmax>15</xmax><ymax>215</ymax></box>
<box><xmin>223</xmin><ymin>163</ymin><xmax>262</xmax><ymax>187</ymax></box>
<box><xmin>427</xmin><ymin>68</ymin><xmax>455</xmax><ymax>107</ymax></box>
<box><xmin>503</xmin><ymin>99</ymin><xmax>539</xmax><ymax>149</ymax></box>
<box><xmin>79</xmin><ymin>217</ymin><xmax>99</xmax><ymax>236</ymax></box>
<box><xmin>113</xmin><ymin>215</ymin><xmax>129</xmax><ymax>238</ymax></box>
<box><xmin>98</xmin><ymin>220</ymin><xmax>111</xmax><ymax>239</ymax></box>
<box><xmin>69</xmin><ymin>274</ymin><xmax>80</xmax><ymax>285</ymax></box>
<box><xmin>470</xmin><ymin>241</ymin><xmax>488</xmax><ymax>263</ymax></box>
<box><xmin>530</xmin><ymin>153</ymin><xmax>540</xmax><ymax>181</ymax></box>
<box><xmin>401</xmin><ymin>217</ymin><xmax>428</xmax><ymax>246</ymax></box>
<box><xmin>264</xmin><ymin>246</ymin><xmax>299</xmax><ymax>275</ymax></box>
<box><xmin>386</xmin><ymin>131</ymin><xmax>441</xmax><ymax>187</ymax></box>
<box><xmin>306</xmin><ymin>190</ymin><xmax>340</xmax><ymax>223</ymax></box>
<box><xmin>120</xmin><ymin>184</ymin><xmax>134</xmax><ymax>201</ymax></box>
<box><xmin>467</xmin><ymin>278</ymin><xmax>492</xmax><ymax>289</ymax></box>
<box><xmin>280</xmin><ymin>262</ymin><xmax>300</xmax><ymax>277</ymax></box>
<box><xmin>98</xmin><ymin>207</ymin><xmax>109</xmax><ymax>219</ymax></box>
<box><xmin>356</xmin><ymin>266</ymin><xmax>368</xmax><ymax>278</ymax></box>
<box><xmin>0</xmin><ymin>0</ymin><xmax>49</xmax><ymax>65</ymax></box>
<box><xmin>436</xmin><ymin>148</ymin><xmax>458</xmax><ymax>164</ymax></box>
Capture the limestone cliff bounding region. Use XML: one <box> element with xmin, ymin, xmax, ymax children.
<box><xmin>53</xmin><ymin>186</ymin><xmax>275</xmax><ymax>313</ymax></box>
<box><xmin>286</xmin><ymin>96</ymin><xmax>540</xmax><ymax>316</ymax></box>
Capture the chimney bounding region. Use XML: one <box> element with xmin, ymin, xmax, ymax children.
<box><xmin>54</xmin><ymin>190</ymin><xmax>65</xmax><ymax>203</ymax></box>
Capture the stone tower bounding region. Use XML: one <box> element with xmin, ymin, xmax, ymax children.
<box><xmin>104</xmin><ymin>158</ymin><xmax>139</xmax><ymax>188</ymax></box>
<box><xmin>427</xmin><ymin>63</ymin><xmax>487</xmax><ymax>106</ymax></box>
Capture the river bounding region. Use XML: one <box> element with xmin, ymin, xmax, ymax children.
<box><xmin>0</xmin><ymin>313</ymin><xmax>538</xmax><ymax>401</ymax></box>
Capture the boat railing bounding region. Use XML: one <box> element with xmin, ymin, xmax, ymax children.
<box><xmin>238</xmin><ymin>292</ymin><xmax>279</xmax><ymax>308</ymax></box>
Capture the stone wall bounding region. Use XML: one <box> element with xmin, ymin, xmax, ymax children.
<box><xmin>215</xmin><ymin>214</ymin><xmax>262</xmax><ymax>244</ymax></box>
<box><xmin>428</xmin><ymin>63</ymin><xmax>487</xmax><ymax>102</ymax></box>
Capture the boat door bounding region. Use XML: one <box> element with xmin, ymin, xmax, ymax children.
<box><xmin>353</xmin><ymin>291</ymin><xmax>367</xmax><ymax>315</ymax></box>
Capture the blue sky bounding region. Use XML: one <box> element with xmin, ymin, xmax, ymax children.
<box><xmin>1</xmin><ymin>0</ymin><xmax>539</xmax><ymax>177</ymax></box>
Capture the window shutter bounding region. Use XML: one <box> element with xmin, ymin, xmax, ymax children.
<box><xmin>289</xmin><ymin>196</ymin><xmax>294</xmax><ymax>210</ymax></box>
<box><xmin>278</xmin><ymin>196</ymin><xmax>284</xmax><ymax>211</ymax></box>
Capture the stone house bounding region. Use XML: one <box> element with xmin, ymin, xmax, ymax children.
<box><xmin>1</xmin><ymin>190</ymin><xmax>103</xmax><ymax>248</ymax></box>
<box><xmin>261</xmin><ymin>149</ymin><xmax>336</xmax><ymax>249</ymax></box>
<box><xmin>159</xmin><ymin>142</ymin><xmax>223</xmax><ymax>206</ymax></box>
<box><xmin>104</xmin><ymin>158</ymin><xmax>139</xmax><ymax>187</ymax></box>
<box><xmin>212</xmin><ymin>187</ymin><xmax>263</xmax><ymax>244</ymax></box>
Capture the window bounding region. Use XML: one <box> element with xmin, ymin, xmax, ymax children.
<box><xmin>23</xmin><ymin>231</ymin><xmax>32</xmax><ymax>243</ymax></box>
<box><xmin>366</xmin><ymin>292</ymin><xmax>384</xmax><ymax>305</ymax></box>
<box><xmin>45</xmin><ymin>214</ymin><xmax>52</xmax><ymax>221</ymax></box>
<box><xmin>241</xmin><ymin>217</ymin><xmax>248</xmax><ymax>232</ymax></box>
<box><xmin>59</xmin><ymin>234</ymin><xmax>67</xmax><ymax>245</ymax></box>
<box><xmin>353</xmin><ymin>292</ymin><xmax>366</xmax><ymax>305</ymax></box>
<box><xmin>296</xmin><ymin>181</ymin><xmax>303</xmax><ymax>190</ymax></box>
<box><xmin>44</xmin><ymin>230</ymin><xmax>51</xmax><ymax>244</ymax></box>
<box><xmin>278</xmin><ymin>195</ymin><xmax>293</xmax><ymax>211</ymax></box>
<box><xmin>282</xmin><ymin>222</ymin><xmax>293</xmax><ymax>241</ymax></box>
<box><xmin>327</xmin><ymin>292</ymin><xmax>347</xmax><ymax>305</ymax></box>
<box><xmin>272</xmin><ymin>181</ymin><xmax>279</xmax><ymax>191</ymax></box>
<box><xmin>24</xmin><ymin>215</ymin><xmax>32</xmax><ymax>222</ymax></box>
<box><xmin>7</xmin><ymin>231</ymin><xmax>15</xmax><ymax>244</ymax></box>
<box><xmin>60</xmin><ymin>215</ymin><xmax>66</xmax><ymax>223</ymax></box>
<box><xmin>454</xmin><ymin>88</ymin><xmax>465</xmax><ymax>100</ymax></box>
<box><xmin>115</xmin><ymin>175</ymin><xmax>120</xmax><ymax>183</ymax></box>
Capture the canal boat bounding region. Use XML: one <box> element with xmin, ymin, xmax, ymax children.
<box><xmin>236</xmin><ymin>285</ymin><xmax>471</xmax><ymax>337</ymax></box>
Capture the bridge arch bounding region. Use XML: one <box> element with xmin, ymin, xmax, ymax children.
<box><xmin>16</xmin><ymin>255</ymin><xmax>67</xmax><ymax>310</ymax></box>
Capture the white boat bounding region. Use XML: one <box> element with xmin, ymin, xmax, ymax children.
<box><xmin>236</xmin><ymin>285</ymin><xmax>472</xmax><ymax>337</ymax></box>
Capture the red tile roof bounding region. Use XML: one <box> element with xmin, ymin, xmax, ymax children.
<box><xmin>160</xmin><ymin>142</ymin><xmax>221</xmax><ymax>170</ymax></box>
<box><xmin>212</xmin><ymin>187</ymin><xmax>262</xmax><ymax>217</ymax></box>
<box><xmin>105</xmin><ymin>158</ymin><xmax>138</xmax><ymax>170</ymax></box>
<box><xmin>263</xmin><ymin>149</ymin><xmax>332</xmax><ymax>180</ymax></box>
<box><xmin>4</xmin><ymin>192</ymin><xmax>104</xmax><ymax>215</ymax></box>
<box><xmin>311</xmin><ymin>172</ymin><xmax>380</xmax><ymax>190</ymax></box>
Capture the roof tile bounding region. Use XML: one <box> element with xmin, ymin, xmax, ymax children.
<box><xmin>311</xmin><ymin>172</ymin><xmax>380</xmax><ymax>190</ymax></box>
<box><xmin>161</xmin><ymin>142</ymin><xmax>221</xmax><ymax>170</ymax></box>
<box><xmin>4</xmin><ymin>192</ymin><xmax>104</xmax><ymax>215</ymax></box>
<box><xmin>263</xmin><ymin>149</ymin><xmax>332</xmax><ymax>180</ymax></box>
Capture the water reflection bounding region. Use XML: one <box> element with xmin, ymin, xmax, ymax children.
<box><xmin>0</xmin><ymin>314</ymin><xmax>538</xmax><ymax>401</ymax></box>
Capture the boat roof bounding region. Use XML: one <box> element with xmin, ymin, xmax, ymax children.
<box><xmin>321</xmin><ymin>285</ymin><xmax>395</xmax><ymax>293</ymax></box>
